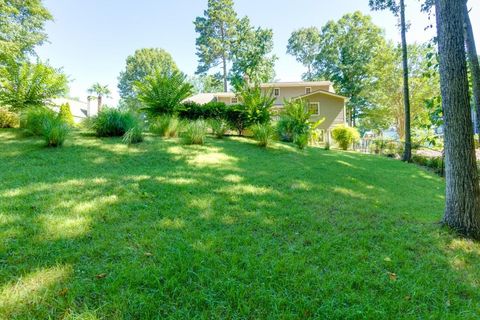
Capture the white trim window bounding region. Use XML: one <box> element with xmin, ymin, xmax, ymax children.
<box><xmin>305</xmin><ymin>87</ymin><xmax>312</xmax><ymax>94</ymax></box>
<box><xmin>308</xmin><ymin>102</ymin><xmax>320</xmax><ymax>115</ymax></box>
<box><xmin>274</xmin><ymin>88</ymin><xmax>280</xmax><ymax>97</ymax></box>
<box><xmin>231</xmin><ymin>97</ymin><xmax>238</xmax><ymax>104</ymax></box>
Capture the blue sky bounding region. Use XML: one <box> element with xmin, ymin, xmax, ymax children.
<box><xmin>37</xmin><ymin>0</ymin><xmax>480</xmax><ymax>105</ymax></box>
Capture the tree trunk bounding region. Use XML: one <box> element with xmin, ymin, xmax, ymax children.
<box><xmin>98</xmin><ymin>96</ymin><xmax>102</xmax><ymax>112</ymax></box>
<box><xmin>463</xmin><ymin>0</ymin><xmax>480</xmax><ymax>143</ymax></box>
<box><xmin>436</xmin><ymin>0</ymin><xmax>480</xmax><ymax>239</ymax></box>
<box><xmin>220</xmin><ymin>23</ymin><xmax>228</xmax><ymax>92</ymax></box>
<box><xmin>400</xmin><ymin>0</ymin><xmax>412</xmax><ymax>162</ymax></box>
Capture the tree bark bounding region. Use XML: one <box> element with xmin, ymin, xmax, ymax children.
<box><xmin>98</xmin><ymin>95</ymin><xmax>102</xmax><ymax>112</ymax></box>
<box><xmin>220</xmin><ymin>22</ymin><xmax>228</xmax><ymax>92</ymax></box>
<box><xmin>463</xmin><ymin>0</ymin><xmax>480</xmax><ymax>143</ymax></box>
<box><xmin>400</xmin><ymin>0</ymin><xmax>412</xmax><ymax>162</ymax></box>
<box><xmin>436</xmin><ymin>0</ymin><xmax>480</xmax><ymax>239</ymax></box>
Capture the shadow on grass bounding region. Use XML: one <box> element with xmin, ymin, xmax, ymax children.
<box><xmin>0</xmin><ymin>129</ymin><xmax>479</xmax><ymax>318</ymax></box>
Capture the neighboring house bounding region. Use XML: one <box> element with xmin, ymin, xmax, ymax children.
<box><xmin>184</xmin><ymin>81</ymin><xmax>348</xmax><ymax>142</ymax></box>
<box><xmin>52</xmin><ymin>97</ymin><xmax>99</xmax><ymax>123</ymax></box>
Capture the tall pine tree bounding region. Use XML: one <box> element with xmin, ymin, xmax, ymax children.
<box><xmin>194</xmin><ymin>0</ymin><xmax>238</xmax><ymax>92</ymax></box>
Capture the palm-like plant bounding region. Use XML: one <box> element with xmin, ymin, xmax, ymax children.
<box><xmin>88</xmin><ymin>83</ymin><xmax>111</xmax><ymax>112</ymax></box>
<box><xmin>0</xmin><ymin>60</ymin><xmax>68</xmax><ymax>111</ymax></box>
<box><xmin>134</xmin><ymin>71</ymin><xmax>193</xmax><ymax>117</ymax></box>
<box><xmin>236</xmin><ymin>84</ymin><xmax>275</xmax><ymax>125</ymax></box>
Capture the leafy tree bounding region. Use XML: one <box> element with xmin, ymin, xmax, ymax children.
<box><xmin>194</xmin><ymin>0</ymin><xmax>239</xmax><ymax>92</ymax></box>
<box><xmin>87</xmin><ymin>83</ymin><xmax>111</xmax><ymax>112</ymax></box>
<box><xmin>0</xmin><ymin>60</ymin><xmax>68</xmax><ymax>111</ymax></box>
<box><xmin>286</xmin><ymin>27</ymin><xmax>322</xmax><ymax>80</ymax></box>
<box><xmin>135</xmin><ymin>71</ymin><xmax>193</xmax><ymax>117</ymax></box>
<box><xmin>435</xmin><ymin>0</ymin><xmax>480</xmax><ymax>239</ymax></box>
<box><xmin>369</xmin><ymin>0</ymin><xmax>412</xmax><ymax>162</ymax></box>
<box><xmin>0</xmin><ymin>0</ymin><xmax>52</xmax><ymax>61</ymax></box>
<box><xmin>312</xmin><ymin>11</ymin><xmax>386</xmax><ymax>126</ymax></box>
<box><xmin>118</xmin><ymin>48</ymin><xmax>178</xmax><ymax>105</ymax></box>
<box><xmin>189</xmin><ymin>74</ymin><xmax>224</xmax><ymax>93</ymax></box>
<box><xmin>363</xmin><ymin>42</ymin><xmax>440</xmax><ymax>141</ymax></box>
<box><xmin>462</xmin><ymin>0</ymin><xmax>480</xmax><ymax>143</ymax></box>
<box><xmin>230</xmin><ymin>17</ymin><xmax>277</xmax><ymax>89</ymax></box>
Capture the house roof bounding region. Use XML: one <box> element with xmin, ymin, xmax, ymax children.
<box><xmin>293</xmin><ymin>88</ymin><xmax>349</xmax><ymax>101</ymax></box>
<box><xmin>183</xmin><ymin>92</ymin><xmax>236</xmax><ymax>104</ymax></box>
<box><xmin>260</xmin><ymin>81</ymin><xmax>333</xmax><ymax>88</ymax></box>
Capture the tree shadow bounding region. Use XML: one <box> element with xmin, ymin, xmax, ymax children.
<box><xmin>0</xmin><ymin>129</ymin><xmax>479</xmax><ymax>318</ymax></box>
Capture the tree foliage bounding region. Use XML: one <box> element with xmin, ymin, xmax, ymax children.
<box><xmin>194</xmin><ymin>0</ymin><xmax>276</xmax><ymax>91</ymax></box>
<box><xmin>189</xmin><ymin>74</ymin><xmax>224</xmax><ymax>94</ymax></box>
<box><xmin>135</xmin><ymin>71</ymin><xmax>193</xmax><ymax>117</ymax></box>
<box><xmin>361</xmin><ymin>43</ymin><xmax>439</xmax><ymax>140</ymax></box>
<box><xmin>312</xmin><ymin>11</ymin><xmax>386</xmax><ymax>126</ymax></box>
<box><xmin>230</xmin><ymin>17</ymin><xmax>277</xmax><ymax>89</ymax></box>
<box><xmin>0</xmin><ymin>0</ymin><xmax>52</xmax><ymax>61</ymax></box>
<box><xmin>194</xmin><ymin>0</ymin><xmax>239</xmax><ymax>92</ymax></box>
<box><xmin>286</xmin><ymin>27</ymin><xmax>322</xmax><ymax>80</ymax></box>
<box><xmin>118</xmin><ymin>48</ymin><xmax>178</xmax><ymax>101</ymax></box>
<box><xmin>0</xmin><ymin>60</ymin><xmax>68</xmax><ymax>111</ymax></box>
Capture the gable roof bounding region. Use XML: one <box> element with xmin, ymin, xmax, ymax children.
<box><xmin>260</xmin><ymin>81</ymin><xmax>333</xmax><ymax>88</ymax></box>
<box><xmin>293</xmin><ymin>88</ymin><xmax>349</xmax><ymax>101</ymax></box>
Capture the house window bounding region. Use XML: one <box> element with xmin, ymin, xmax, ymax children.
<box><xmin>231</xmin><ymin>97</ymin><xmax>238</xmax><ymax>104</ymax></box>
<box><xmin>308</xmin><ymin>102</ymin><xmax>320</xmax><ymax>115</ymax></box>
<box><xmin>274</xmin><ymin>88</ymin><xmax>280</xmax><ymax>96</ymax></box>
<box><xmin>305</xmin><ymin>87</ymin><xmax>312</xmax><ymax>94</ymax></box>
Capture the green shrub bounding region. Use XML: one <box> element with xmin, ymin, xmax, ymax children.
<box><xmin>412</xmin><ymin>154</ymin><xmax>444</xmax><ymax>176</ymax></box>
<box><xmin>58</xmin><ymin>103</ymin><xmax>75</xmax><ymax>126</ymax></box>
<box><xmin>182</xmin><ymin>120</ymin><xmax>207</xmax><ymax>145</ymax></box>
<box><xmin>277</xmin><ymin>116</ymin><xmax>297</xmax><ymax>142</ymax></box>
<box><xmin>225</xmin><ymin>104</ymin><xmax>249</xmax><ymax>136</ymax></box>
<box><xmin>251</xmin><ymin>123</ymin><xmax>275</xmax><ymax>148</ymax></box>
<box><xmin>294</xmin><ymin>132</ymin><xmax>309</xmax><ymax>150</ymax></box>
<box><xmin>209</xmin><ymin>119</ymin><xmax>229</xmax><ymax>138</ymax></box>
<box><xmin>277</xmin><ymin>99</ymin><xmax>324</xmax><ymax>149</ymax></box>
<box><xmin>91</xmin><ymin>108</ymin><xmax>137</xmax><ymax>137</ymax></box>
<box><xmin>150</xmin><ymin>115</ymin><xmax>181</xmax><ymax>138</ymax></box>
<box><xmin>42</xmin><ymin>117</ymin><xmax>69</xmax><ymax>147</ymax></box>
<box><xmin>0</xmin><ymin>107</ymin><xmax>20</xmax><ymax>128</ymax></box>
<box><xmin>21</xmin><ymin>107</ymin><xmax>57</xmax><ymax>136</ymax></box>
<box><xmin>237</xmin><ymin>84</ymin><xmax>275</xmax><ymax>125</ymax></box>
<box><xmin>179</xmin><ymin>101</ymin><xmax>227</xmax><ymax>120</ymax></box>
<box><xmin>123</xmin><ymin>126</ymin><xmax>144</xmax><ymax>145</ymax></box>
<box><xmin>332</xmin><ymin>125</ymin><xmax>360</xmax><ymax>150</ymax></box>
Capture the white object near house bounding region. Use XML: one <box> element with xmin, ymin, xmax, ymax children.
<box><xmin>52</xmin><ymin>97</ymin><xmax>99</xmax><ymax>123</ymax></box>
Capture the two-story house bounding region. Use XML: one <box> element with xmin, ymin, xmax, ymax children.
<box><xmin>184</xmin><ymin>81</ymin><xmax>348</xmax><ymax>142</ymax></box>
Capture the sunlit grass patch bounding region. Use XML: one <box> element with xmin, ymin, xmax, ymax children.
<box><xmin>0</xmin><ymin>265</ymin><xmax>72</xmax><ymax>317</ymax></box>
<box><xmin>1</xmin><ymin>129</ymin><xmax>479</xmax><ymax>319</ymax></box>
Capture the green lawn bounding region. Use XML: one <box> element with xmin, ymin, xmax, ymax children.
<box><xmin>0</xmin><ymin>129</ymin><xmax>479</xmax><ymax>319</ymax></box>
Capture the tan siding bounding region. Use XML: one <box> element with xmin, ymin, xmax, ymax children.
<box><xmin>304</xmin><ymin>93</ymin><xmax>346</xmax><ymax>130</ymax></box>
<box><xmin>261</xmin><ymin>85</ymin><xmax>331</xmax><ymax>105</ymax></box>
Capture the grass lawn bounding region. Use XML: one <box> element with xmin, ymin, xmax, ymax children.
<box><xmin>1</xmin><ymin>129</ymin><xmax>479</xmax><ymax>319</ymax></box>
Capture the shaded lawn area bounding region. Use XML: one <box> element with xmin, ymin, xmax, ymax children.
<box><xmin>0</xmin><ymin>129</ymin><xmax>479</xmax><ymax>319</ymax></box>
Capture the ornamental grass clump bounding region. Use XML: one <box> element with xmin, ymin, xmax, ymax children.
<box><xmin>182</xmin><ymin>120</ymin><xmax>207</xmax><ymax>145</ymax></box>
<box><xmin>150</xmin><ymin>115</ymin><xmax>181</xmax><ymax>138</ymax></box>
<box><xmin>91</xmin><ymin>108</ymin><xmax>137</xmax><ymax>137</ymax></box>
<box><xmin>251</xmin><ymin>123</ymin><xmax>275</xmax><ymax>148</ymax></box>
<box><xmin>209</xmin><ymin>119</ymin><xmax>229</xmax><ymax>138</ymax></box>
